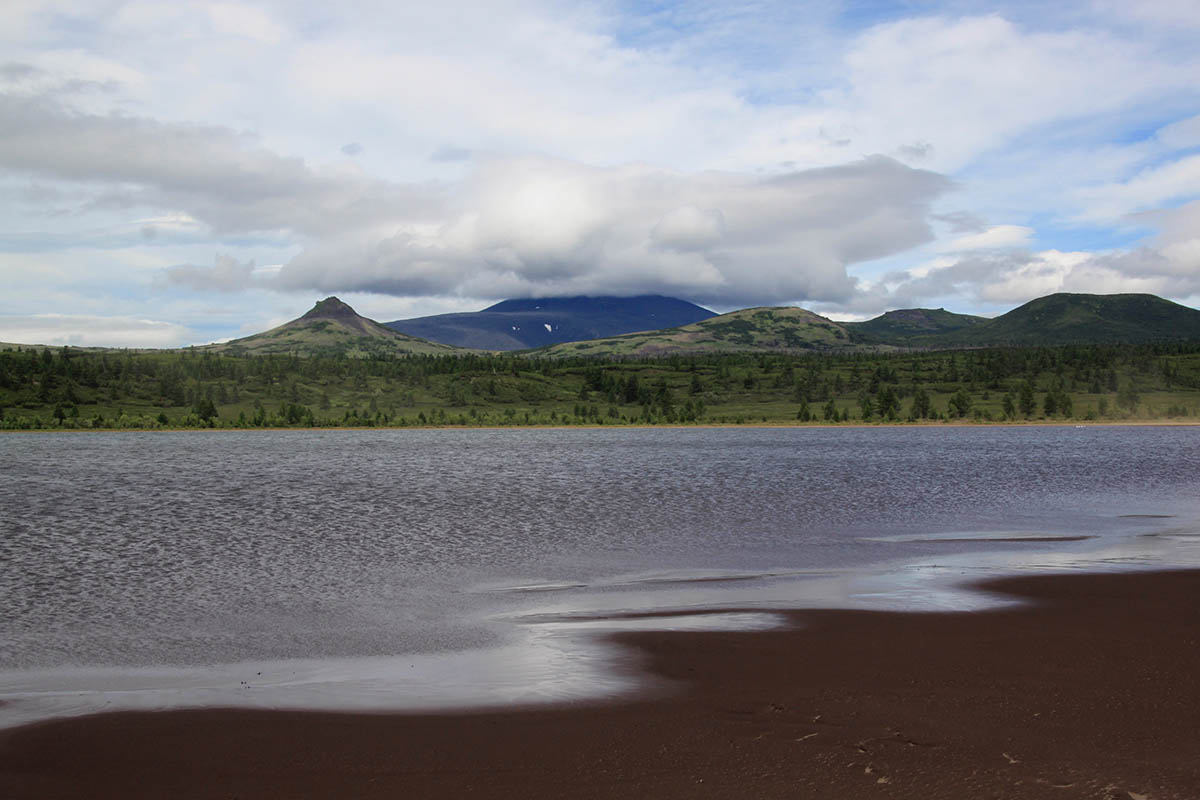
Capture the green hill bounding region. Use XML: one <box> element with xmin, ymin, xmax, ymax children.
<box><xmin>844</xmin><ymin>308</ymin><xmax>987</xmax><ymax>345</ymax></box>
<box><xmin>959</xmin><ymin>293</ymin><xmax>1200</xmax><ymax>346</ymax></box>
<box><xmin>539</xmin><ymin>306</ymin><xmax>863</xmax><ymax>357</ymax></box>
<box><xmin>206</xmin><ymin>297</ymin><xmax>464</xmax><ymax>357</ymax></box>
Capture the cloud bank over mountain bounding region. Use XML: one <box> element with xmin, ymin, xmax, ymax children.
<box><xmin>272</xmin><ymin>155</ymin><xmax>951</xmax><ymax>307</ymax></box>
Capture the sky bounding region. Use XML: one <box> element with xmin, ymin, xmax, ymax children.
<box><xmin>1</xmin><ymin>0</ymin><xmax>1199</xmax><ymax>347</ymax></box>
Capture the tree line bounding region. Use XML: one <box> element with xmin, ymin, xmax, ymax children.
<box><xmin>2</xmin><ymin>341</ymin><xmax>1198</xmax><ymax>430</ymax></box>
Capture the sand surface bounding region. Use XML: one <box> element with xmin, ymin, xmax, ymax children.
<box><xmin>3</xmin><ymin>569</ymin><xmax>1199</xmax><ymax>799</ymax></box>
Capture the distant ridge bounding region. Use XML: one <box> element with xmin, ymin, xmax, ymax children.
<box><xmin>845</xmin><ymin>293</ymin><xmax>1200</xmax><ymax>348</ymax></box>
<box><xmin>207</xmin><ymin>297</ymin><xmax>462</xmax><ymax>357</ymax></box>
<box><xmin>3</xmin><ymin>290</ymin><xmax>1198</xmax><ymax>359</ymax></box>
<box><xmin>384</xmin><ymin>295</ymin><xmax>716</xmax><ymax>350</ymax></box>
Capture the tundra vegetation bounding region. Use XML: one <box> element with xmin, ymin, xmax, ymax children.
<box><xmin>2</xmin><ymin>342</ymin><xmax>1199</xmax><ymax>430</ymax></box>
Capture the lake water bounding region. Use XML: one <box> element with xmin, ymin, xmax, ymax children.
<box><xmin>2</xmin><ymin>426</ymin><xmax>1199</xmax><ymax>726</ymax></box>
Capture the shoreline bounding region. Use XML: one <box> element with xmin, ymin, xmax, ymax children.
<box><xmin>4</xmin><ymin>419</ymin><xmax>1200</xmax><ymax>434</ymax></box>
<box><xmin>4</xmin><ymin>569</ymin><xmax>1199</xmax><ymax>798</ymax></box>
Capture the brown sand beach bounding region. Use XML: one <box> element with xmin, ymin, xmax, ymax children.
<box><xmin>2</xmin><ymin>568</ymin><xmax>1198</xmax><ymax>799</ymax></box>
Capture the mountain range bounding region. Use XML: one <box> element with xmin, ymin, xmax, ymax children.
<box><xmin>198</xmin><ymin>292</ymin><xmax>1200</xmax><ymax>358</ymax></box>
<box><xmin>538</xmin><ymin>292</ymin><xmax>1200</xmax><ymax>357</ymax></box>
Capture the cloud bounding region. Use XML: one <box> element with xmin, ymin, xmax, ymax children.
<box><xmin>651</xmin><ymin>205</ymin><xmax>726</xmax><ymax>252</ymax></box>
<box><xmin>932</xmin><ymin>211</ymin><xmax>987</xmax><ymax>234</ymax></box>
<box><xmin>2</xmin><ymin>89</ymin><xmax>948</xmax><ymax>309</ymax></box>
<box><xmin>1155</xmin><ymin>113</ymin><xmax>1200</xmax><ymax>149</ymax></box>
<box><xmin>1092</xmin><ymin>0</ymin><xmax>1200</xmax><ymax>32</ymax></box>
<box><xmin>5</xmin><ymin>1</ymin><xmax>1200</xmax><ymax>344</ymax></box>
<box><xmin>1152</xmin><ymin>198</ymin><xmax>1200</xmax><ymax>247</ymax></box>
<box><xmin>0</xmin><ymin>213</ymin><xmax>218</xmax><ymax>252</ymax></box>
<box><xmin>0</xmin><ymin>94</ymin><xmax>437</xmax><ymax>237</ymax></box>
<box><xmin>0</xmin><ymin>313</ymin><xmax>192</xmax><ymax>348</ymax></box>
<box><xmin>203</xmin><ymin>2</ymin><xmax>286</xmax><ymax>45</ymax></box>
<box><xmin>274</xmin><ymin>154</ymin><xmax>952</xmax><ymax>307</ymax></box>
<box><xmin>874</xmin><ymin>242</ymin><xmax>1200</xmax><ymax>311</ymax></box>
<box><xmin>896</xmin><ymin>141</ymin><xmax>933</xmax><ymax>162</ymax></box>
<box><xmin>430</xmin><ymin>146</ymin><xmax>472</xmax><ymax>163</ymax></box>
<box><xmin>852</xmin><ymin>185</ymin><xmax>1200</xmax><ymax>315</ymax></box>
<box><xmin>0</xmin><ymin>62</ymin><xmax>40</xmax><ymax>82</ymax></box>
<box><xmin>158</xmin><ymin>254</ymin><xmax>260</xmax><ymax>293</ymax></box>
<box><xmin>1072</xmin><ymin>153</ymin><xmax>1200</xmax><ymax>223</ymax></box>
<box><xmin>830</xmin><ymin>14</ymin><xmax>1196</xmax><ymax>173</ymax></box>
<box><xmin>938</xmin><ymin>225</ymin><xmax>1034</xmax><ymax>252</ymax></box>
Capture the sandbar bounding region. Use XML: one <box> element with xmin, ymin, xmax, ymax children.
<box><xmin>2</xmin><ymin>569</ymin><xmax>1198</xmax><ymax>798</ymax></box>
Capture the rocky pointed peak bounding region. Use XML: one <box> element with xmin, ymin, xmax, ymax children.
<box><xmin>301</xmin><ymin>297</ymin><xmax>359</xmax><ymax>321</ymax></box>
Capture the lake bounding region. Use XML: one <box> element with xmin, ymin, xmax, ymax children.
<box><xmin>2</xmin><ymin>426</ymin><xmax>1198</xmax><ymax>726</ymax></box>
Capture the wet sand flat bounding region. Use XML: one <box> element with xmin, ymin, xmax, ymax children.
<box><xmin>3</xmin><ymin>569</ymin><xmax>1199</xmax><ymax>799</ymax></box>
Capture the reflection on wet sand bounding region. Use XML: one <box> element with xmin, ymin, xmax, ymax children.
<box><xmin>3</xmin><ymin>515</ymin><xmax>1198</xmax><ymax>730</ymax></box>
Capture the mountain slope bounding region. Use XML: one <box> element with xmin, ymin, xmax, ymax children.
<box><xmin>207</xmin><ymin>297</ymin><xmax>463</xmax><ymax>357</ymax></box>
<box><xmin>384</xmin><ymin>295</ymin><xmax>716</xmax><ymax>350</ymax></box>
<box><xmin>539</xmin><ymin>306</ymin><xmax>863</xmax><ymax>357</ymax></box>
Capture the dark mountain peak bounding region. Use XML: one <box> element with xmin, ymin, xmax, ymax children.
<box><xmin>482</xmin><ymin>295</ymin><xmax>711</xmax><ymax>316</ymax></box>
<box><xmin>301</xmin><ymin>297</ymin><xmax>359</xmax><ymax>320</ymax></box>
<box><xmin>387</xmin><ymin>294</ymin><xmax>717</xmax><ymax>350</ymax></box>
